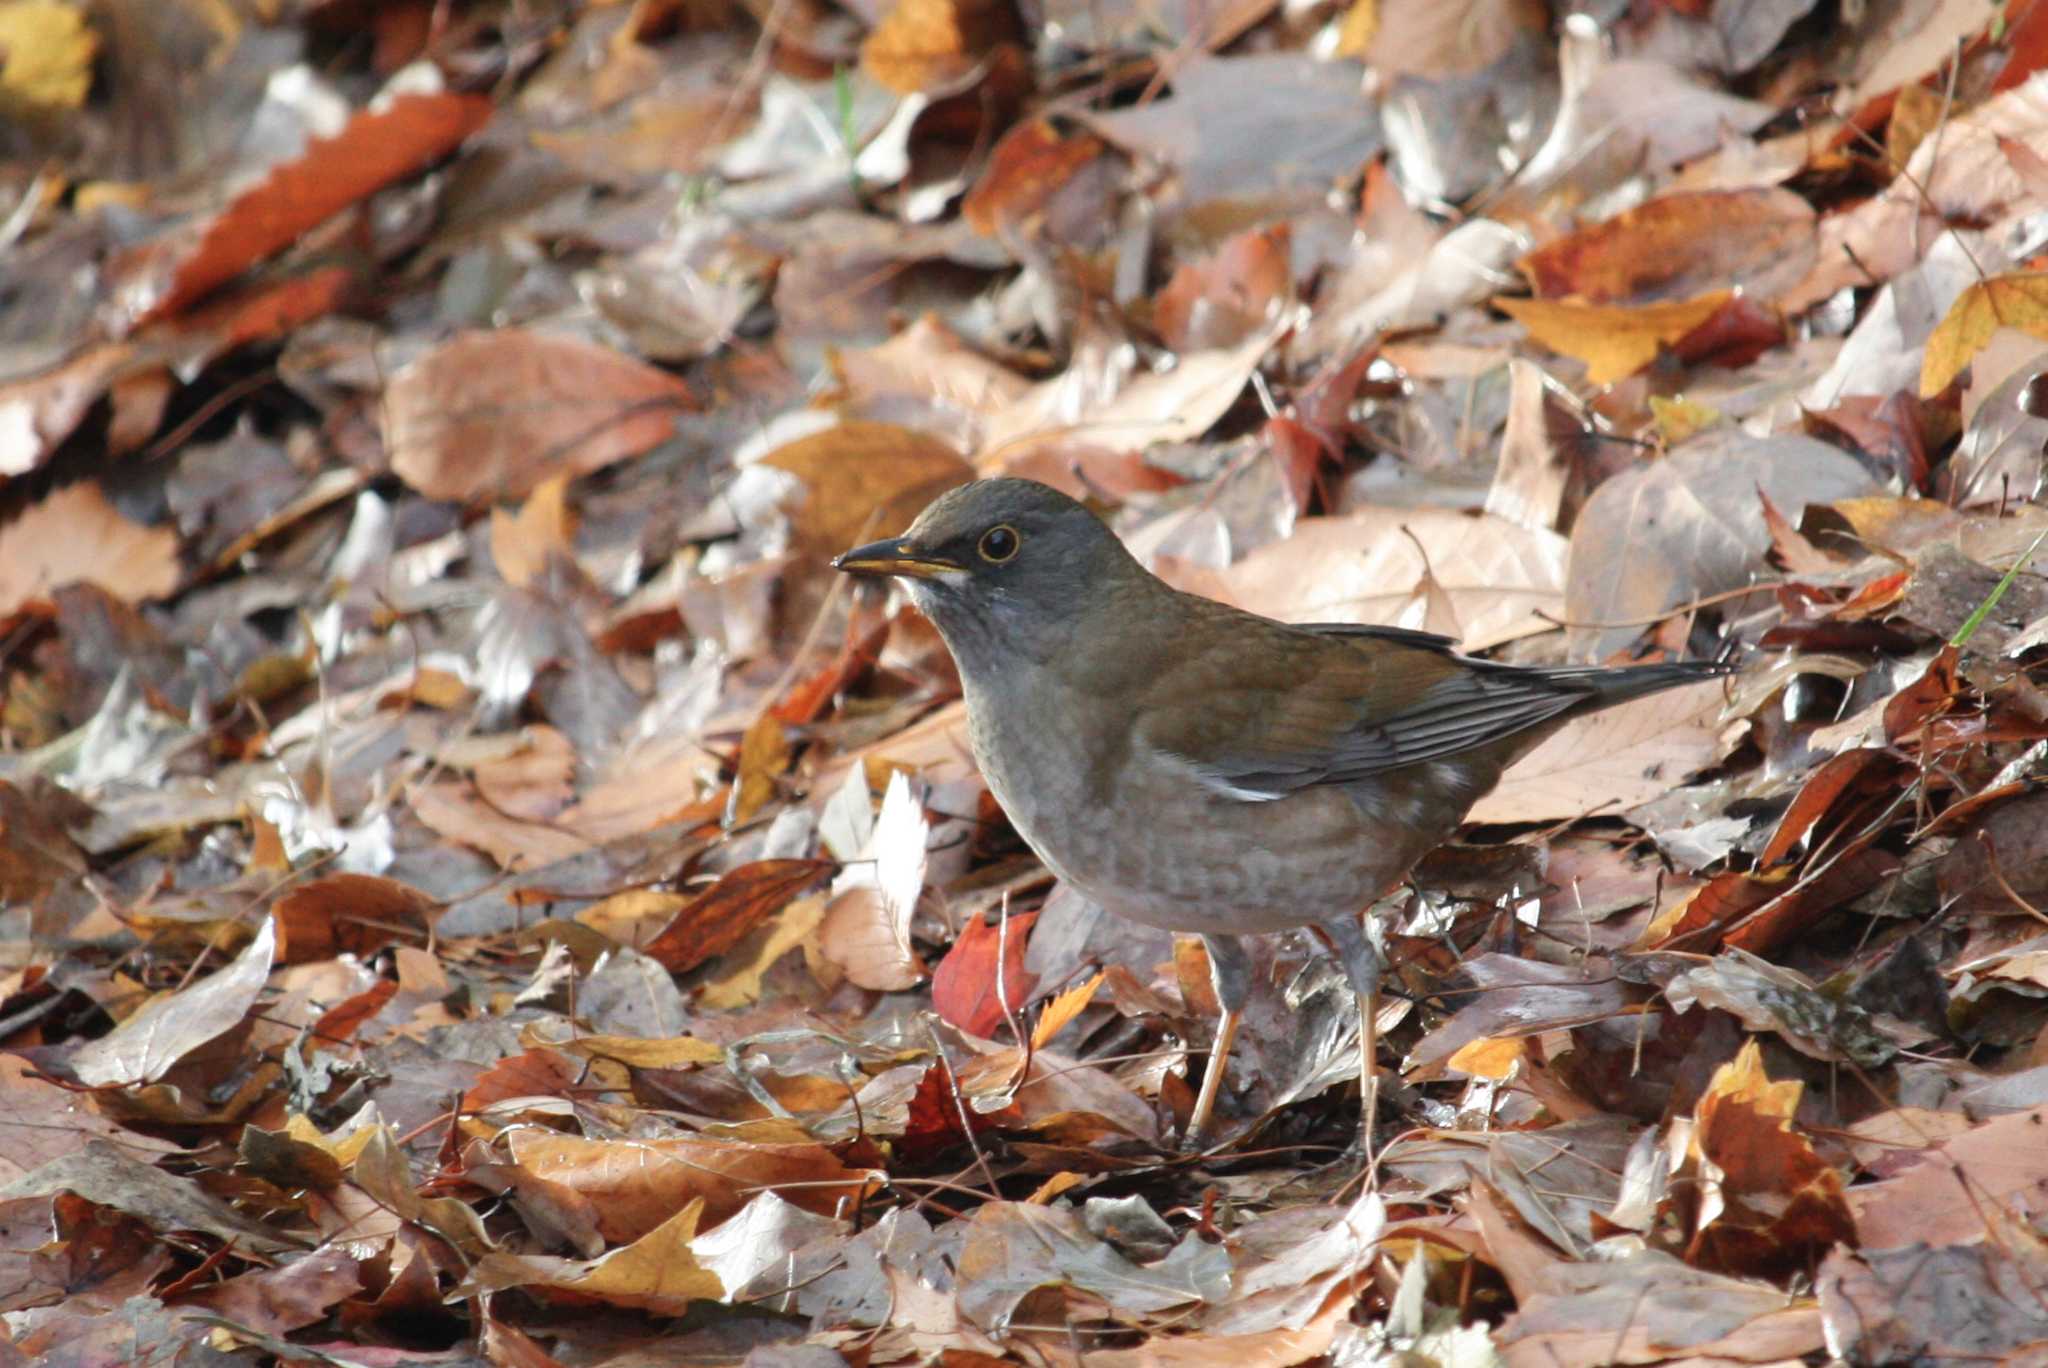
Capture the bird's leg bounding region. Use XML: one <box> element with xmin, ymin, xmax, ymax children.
<box><xmin>1318</xmin><ymin>913</ymin><xmax>1385</xmax><ymax>1173</ymax></box>
<box><xmin>1186</xmin><ymin>933</ymin><xmax>1251</xmax><ymax>1148</ymax></box>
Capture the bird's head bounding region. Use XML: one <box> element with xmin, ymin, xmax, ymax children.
<box><xmin>832</xmin><ymin>478</ymin><xmax>1140</xmax><ymax>665</ymax></box>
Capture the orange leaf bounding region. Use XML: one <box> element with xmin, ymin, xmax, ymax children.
<box><xmin>490</xmin><ymin>476</ymin><xmax>577</xmax><ymax>589</ymax></box>
<box><xmin>962</xmin><ymin>119</ymin><xmax>1109</xmax><ymax>236</ymax></box>
<box><xmin>111</xmin><ymin>92</ymin><xmax>493</xmax><ymax>328</ymax></box>
<box><xmin>1518</xmin><ymin>189</ymin><xmax>1815</xmax><ymax>305</ymax></box>
<box><xmin>1030</xmin><ymin>970</ymin><xmax>1104</xmax><ymax>1050</ymax></box>
<box><xmin>862</xmin><ymin>0</ymin><xmax>1021</xmax><ymax>94</ymax></box>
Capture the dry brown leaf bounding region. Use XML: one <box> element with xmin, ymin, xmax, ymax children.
<box><xmin>641</xmin><ymin>859</ymin><xmax>832</xmax><ymax>974</ymax></box>
<box><xmin>1031</xmin><ymin>971</ymin><xmax>1104</xmax><ymax>1050</ymax></box>
<box><xmin>473</xmin><ymin>726</ymin><xmax>578</xmax><ymax>824</ymax></box>
<box><xmin>504</xmin><ymin>1130</ymin><xmax>876</xmax><ymax>1241</ymax></box>
<box><xmin>818</xmin><ymin>885</ymin><xmax>924</xmax><ymax>991</ymax></box>
<box><xmin>1469</xmin><ymin>680</ymin><xmax>1733</xmax><ymax>824</ymax></box>
<box><xmin>727</xmin><ymin>713</ymin><xmax>791</xmax><ymax>827</ymax></box>
<box><xmin>1565</xmin><ymin>429</ymin><xmax>1877</xmax><ymax>659</ymax></box>
<box><xmin>981</xmin><ymin>325</ymin><xmax>1279</xmax><ymax>473</ymax></box>
<box><xmin>0</xmin><ymin>343</ymin><xmax>136</xmax><ymax>479</ymax></box>
<box><xmin>385</xmin><ymin>329</ymin><xmax>696</xmax><ymax>502</ymax></box>
<box><xmin>1218</xmin><ymin>507</ymin><xmax>1567</xmax><ymax>651</ymax></box>
<box><xmin>475</xmin><ymin>1200</ymin><xmax>723</xmax><ymax>1313</ymax></box>
<box><xmin>1788</xmin><ymin>73</ymin><xmax>2048</xmax><ymax>310</ymax></box>
<box><xmin>1483</xmin><ymin>359</ymin><xmax>1570</xmax><ymax>533</ymax></box>
<box><xmin>1686</xmin><ymin>1041</ymin><xmax>1853</xmax><ymax>1275</ymax></box>
<box><xmin>1848</xmin><ymin>1102</ymin><xmax>2048</xmax><ymax>1249</ymax></box>
<box><xmin>699</xmin><ymin>894</ymin><xmax>829</xmax><ymax>1009</ymax></box>
<box><xmin>761</xmin><ymin>419</ymin><xmax>974</xmax><ymax>556</ymax></box>
<box><xmin>0</xmin><ymin>482</ymin><xmax>180</xmax><ymax>619</ymax></box>
<box><xmin>962</xmin><ymin>119</ymin><xmax>1111</xmax><ymax>237</ymax></box>
<box><xmin>1495</xmin><ymin>292</ymin><xmax>1734</xmax><ymax>385</ymax></box>
<box><xmin>1921</xmin><ymin>273</ymin><xmax>2048</xmax><ymax>396</ymax></box>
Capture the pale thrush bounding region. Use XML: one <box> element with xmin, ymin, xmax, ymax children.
<box><xmin>835</xmin><ymin>478</ymin><xmax>1731</xmax><ymax>1149</ymax></box>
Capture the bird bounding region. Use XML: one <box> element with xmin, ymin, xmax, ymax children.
<box><xmin>833</xmin><ymin>477</ymin><xmax>1732</xmax><ymax>1156</ymax></box>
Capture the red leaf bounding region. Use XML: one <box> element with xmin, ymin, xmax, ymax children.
<box><xmin>930</xmin><ymin>910</ymin><xmax>1038</xmax><ymax>1039</ymax></box>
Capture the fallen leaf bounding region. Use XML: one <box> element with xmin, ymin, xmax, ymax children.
<box><xmin>69</xmin><ymin>920</ymin><xmax>275</xmax><ymax>1089</ymax></box>
<box><xmin>862</xmin><ymin>0</ymin><xmax>1021</xmax><ymax>94</ymax></box>
<box><xmin>641</xmin><ymin>859</ymin><xmax>833</xmax><ymax>974</ymax></box>
<box><xmin>1496</xmin><ymin>291</ymin><xmax>1735</xmax><ymax>385</ymax></box>
<box><xmin>1471</xmin><ymin>679</ymin><xmax>1734</xmax><ymax>823</ymax></box>
<box><xmin>760</xmin><ymin>418</ymin><xmax>975</xmax><ymax>558</ymax></box>
<box><xmin>490</xmin><ymin>476</ymin><xmax>578</xmax><ymax>588</ymax></box>
<box><xmin>1516</xmin><ymin>189</ymin><xmax>1816</xmax><ymax>305</ymax></box>
<box><xmin>1219</xmin><ymin>506</ymin><xmax>1567</xmax><ymax>651</ymax></box>
<box><xmin>1031</xmin><ymin>971</ymin><xmax>1104</xmax><ymax>1050</ymax></box>
<box><xmin>931</xmin><ymin>909</ymin><xmax>1039</xmax><ymax>1039</ymax></box>
<box><xmin>0</xmin><ymin>1</ymin><xmax>96</xmax><ymax>112</ymax></box>
<box><xmin>505</xmin><ymin>1131</ymin><xmax>877</xmax><ymax>1241</ymax></box>
<box><xmin>0</xmin><ymin>482</ymin><xmax>180</xmax><ymax>620</ymax></box>
<box><xmin>106</xmin><ymin>92</ymin><xmax>494</xmax><ymax>329</ymax></box>
<box><xmin>272</xmin><ymin>874</ymin><xmax>435</xmax><ymax>964</ymax></box>
<box><xmin>1565</xmin><ymin>429</ymin><xmax>1877</xmax><ymax>659</ymax></box>
<box><xmin>1921</xmin><ymin>273</ymin><xmax>2048</xmax><ymax>395</ymax></box>
<box><xmin>385</xmin><ymin>329</ymin><xmax>697</xmax><ymax>502</ymax></box>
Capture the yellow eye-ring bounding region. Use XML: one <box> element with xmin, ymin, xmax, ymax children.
<box><xmin>978</xmin><ymin>524</ymin><xmax>1022</xmax><ymax>563</ymax></box>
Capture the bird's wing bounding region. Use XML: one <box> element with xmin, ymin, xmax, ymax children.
<box><xmin>1134</xmin><ymin>620</ymin><xmax>1599</xmax><ymax>802</ymax></box>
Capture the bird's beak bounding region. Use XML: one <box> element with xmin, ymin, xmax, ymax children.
<box><xmin>832</xmin><ymin>537</ymin><xmax>961</xmax><ymax>579</ymax></box>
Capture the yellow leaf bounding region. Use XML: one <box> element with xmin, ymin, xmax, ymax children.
<box><xmin>1648</xmin><ymin>394</ymin><xmax>1723</xmax><ymax>445</ymax></box>
<box><xmin>702</xmin><ymin>894</ymin><xmax>828</xmax><ymax>1009</ymax></box>
<box><xmin>728</xmin><ymin>712</ymin><xmax>789</xmax><ymax>827</ymax></box>
<box><xmin>1025</xmin><ymin>1171</ymin><xmax>1086</xmax><ymax>1204</ymax></box>
<box><xmin>0</xmin><ymin>2</ymin><xmax>96</xmax><ymax>112</ymax></box>
<box><xmin>1334</xmin><ymin>0</ymin><xmax>1376</xmax><ymax>57</ymax></box>
<box><xmin>1496</xmin><ymin>291</ymin><xmax>1732</xmax><ymax>385</ymax></box>
<box><xmin>1920</xmin><ymin>273</ymin><xmax>2048</xmax><ymax>396</ymax></box>
<box><xmin>524</xmin><ymin>1028</ymin><xmax>725</xmax><ymax>1069</ymax></box>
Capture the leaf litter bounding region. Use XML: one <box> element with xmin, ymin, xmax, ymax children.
<box><xmin>3</xmin><ymin>2</ymin><xmax>2048</xmax><ymax>1364</ymax></box>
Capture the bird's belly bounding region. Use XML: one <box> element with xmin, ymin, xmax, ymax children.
<box><xmin>969</xmin><ymin>697</ymin><xmax>1434</xmax><ymax>936</ymax></box>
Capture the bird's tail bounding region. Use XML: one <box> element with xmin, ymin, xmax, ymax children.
<box><xmin>1542</xmin><ymin>656</ymin><xmax>1738</xmax><ymax>710</ymax></box>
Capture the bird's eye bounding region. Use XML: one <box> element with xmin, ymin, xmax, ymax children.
<box><xmin>978</xmin><ymin>524</ymin><xmax>1021</xmax><ymax>563</ymax></box>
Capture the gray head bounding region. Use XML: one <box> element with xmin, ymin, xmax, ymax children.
<box><xmin>832</xmin><ymin>478</ymin><xmax>1143</xmax><ymax>667</ymax></box>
